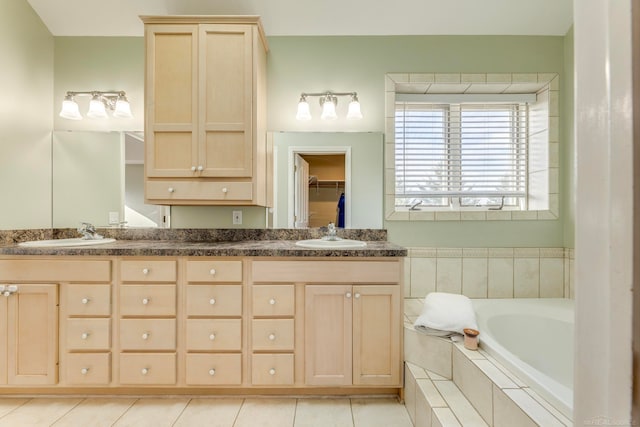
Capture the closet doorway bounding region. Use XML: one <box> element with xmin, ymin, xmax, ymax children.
<box><xmin>288</xmin><ymin>147</ymin><xmax>351</xmax><ymax>229</ymax></box>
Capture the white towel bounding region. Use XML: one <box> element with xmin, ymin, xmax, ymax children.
<box><xmin>413</xmin><ymin>292</ymin><xmax>478</xmax><ymax>338</ymax></box>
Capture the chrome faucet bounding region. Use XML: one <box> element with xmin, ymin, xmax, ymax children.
<box><xmin>77</xmin><ymin>222</ymin><xmax>103</xmax><ymax>240</ymax></box>
<box><xmin>324</xmin><ymin>222</ymin><xmax>340</xmax><ymax>241</ymax></box>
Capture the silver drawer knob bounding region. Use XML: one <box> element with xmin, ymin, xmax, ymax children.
<box><xmin>141</xmin><ymin>368</ymin><xmax>149</xmax><ymax>375</ymax></box>
<box><xmin>209</xmin><ymin>333</ymin><xmax>216</xmax><ymax>341</ymax></box>
<box><xmin>191</xmin><ymin>166</ymin><xmax>196</xmax><ymax>172</ymax></box>
<box><xmin>81</xmin><ymin>368</ymin><xmax>89</xmax><ymax>375</ymax></box>
<box><xmin>355</xmin><ymin>292</ymin><xmax>361</xmax><ymax>299</ymax></box>
<box><xmin>209</xmin><ymin>298</ymin><xmax>216</xmax><ymax>305</ymax></box>
<box><xmin>197</xmin><ymin>165</ymin><xmax>204</xmax><ymax>172</ymax></box>
<box><xmin>268</xmin><ymin>333</ymin><xmax>276</xmax><ymax>341</ymax></box>
<box><xmin>209</xmin><ymin>369</ymin><xmax>216</xmax><ymax>376</ymax></box>
<box><xmin>209</xmin><ymin>268</ymin><xmax>216</xmax><ymax>276</ymax></box>
<box><xmin>168</xmin><ymin>187</ymin><xmax>175</xmax><ymax>193</ymax></box>
<box><xmin>222</xmin><ymin>187</ymin><xmax>228</xmax><ymax>193</ymax></box>
<box><xmin>346</xmin><ymin>292</ymin><xmax>352</xmax><ymax>299</ymax></box>
<box><xmin>269</xmin><ymin>298</ymin><xmax>276</xmax><ymax>305</ymax></box>
<box><xmin>81</xmin><ymin>332</ymin><xmax>90</xmax><ymax>340</ymax></box>
<box><xmin>142</xmin><ymin>332</ymin><xmax>150</xmax><ymax>340</ymax></box>
<box><xmin>142</xmin><ymin>268</ymin><xmax>150</xmax><ymax>275</ymax></box>
<box><xmin>142</xmin><ymin>298</ymin><xmax>150</xmax><ymax>305</ymax></box>
<box><xmin>269</xmin><ymin>368</ymin><xmax>276</xmax><ymax>376</ymax></box>
<box><xmin>81</xmin><ymin>297</ymin><xmax>90</xmax><ymax>304</ymax></box>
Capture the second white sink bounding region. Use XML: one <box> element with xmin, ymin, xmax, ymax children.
<box><xmin>18</xmin><ymin>238</ymin><xmax>116</xmax><ymax>248</ymax></box>
<box><xmin>295</xmin><ymin>239</ymin><xmax>367</xmax><ymax>249</ymax></box>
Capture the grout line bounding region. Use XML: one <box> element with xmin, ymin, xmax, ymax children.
<box><xmin>110</xmin><ymin>397</ymin><xmax>138</xmax><ymax>427</ymax></box>
<box><xmin>48</xmin><ymin>397</ymin><xmax>85</xmax><ymax>427</ymax></box>
<box><xmin>231</xmin><ymin>398</ymin><xmax>245</xmax><ymax>427</ymax></box>
<box><xmin>170</xmin><ymin>397</ymin><xmax>192</xmax><ymax>427</ymax></box>
<box><xmin>349</xmin><ymin>398</ymin><xmax>356</xmax><ymax>427</ymax></box>
<box><xmin>0</xmin><ymin>397</ymin><xmax>32</xmax><ymax>421</ymax></box>
<box><xmin>292</xmin><ymin>398</ymin><xmax>299</xmax><ymax>427</ymax></box>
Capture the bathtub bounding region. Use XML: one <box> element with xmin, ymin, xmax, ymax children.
<box><xmin>472</xmin><ymin>298</ymin><xmax>574</xmax><ymax>419</ymax></box>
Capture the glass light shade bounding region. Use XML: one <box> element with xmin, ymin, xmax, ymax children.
<box><xmin>346</xmin><ymin>100</ymin><xmax>363</xmax><ymax>120</ymax></box>
<box><xmin>113</xmin><ymin>97</ymin><xmax>133</xmax><ymax>118</ymax></box>
<box><xmin>320</xmin><ymin>98</ymin><xmax>337</xmax><ymax>120</ymax></box>
<box><xmin>59</xmin><ymin>98</ymin><xmax>82</xmax><ymax>120</ymax></box>
<box><xmin>87</xmin><ymin>96</ymin><xmax>107</xmax><ymax>119</ymax></box>
<box><xmin>296</xmin><ymin>100</ymin><xmax>312</xmax><ymax>121</ymax></box>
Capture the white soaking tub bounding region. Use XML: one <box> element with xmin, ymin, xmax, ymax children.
<box><xmin>472</xmin><ymin>298</ymin><xmax>574</xmax><ymax>419</ymax></box>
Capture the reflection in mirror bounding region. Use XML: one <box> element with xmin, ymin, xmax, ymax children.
<box><xmin>52</xmin><ymin>131</ymin><xmax>169</xmax><ymax>228</ymax></box>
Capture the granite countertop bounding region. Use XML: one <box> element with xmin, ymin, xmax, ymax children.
<box><xmin>0</xmin><ymin>228</ymin><xmax>407</xmax><ymax>257</ymax></box>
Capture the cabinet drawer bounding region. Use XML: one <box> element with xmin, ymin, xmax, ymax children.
<box><xmin>252</xmin><ymin>260</ymin><xmax>402</xmax><ymax>284</ymax></box>
<box><xmin>120</xmin><ymin>319</ymin><xmax>176</xmax><ymax>350</ymax></box>
<box><xmin>66</xmin><ymin>284</ymin><xmax>111</xmax><ymax>316</ymax></box>
<box><xmin>186</xmin><ymin>319</ymin><xmax>242</xmax><ymax>351</ymax></box>
<box><xmin>252</xmin><ymin>319</ymin><xmax>294</xmax><ymax>351</ymax></box>
<box><xmin>146</xmin><ymin>181</ymin><xmax>253</xmax><ymax>201</ymax></box>
<box><xmin>186</xmin><ymin>260</ymin><xmax>243</xmax><ymax>283</ymax></box>
<box><xmin>66</xmin><ymin>318</ymin><xmax>111</xmax><ymax>350</ymax></box>
<box><xmin>185</xmin><ymin>353</ymin><xmax>242</xmax><ymax>385</ymax></box>
<box><xmin>0</xmin><ymin>260</ymin><xmax>110</xmax><ymax>282</ymax></box>
<box><xmin>251</xmin><ymin>354</ymin><xmax>294</xmax><ymax>386</ymax></box>
<box><xmin>66</xmin><ymin>353</ymin><xmax>111</xmax><ymax>385</ymax></box>
<box><xmin>186</xmin><ymin>285</ymin><xmax>242</xmax><ymax>317</ymax></box>
<box><xmin>119</xmin><ymin>353</ymin><xmax>176</xmax><ymax>385</ymax></box>
<box><xmin>252</xmin><ymin>285</ymin><xmax>295</xmax><ymax>317</ymax></box>
<box><xmin>120</xmin><ymin>260</ymin><xmax>176</xmax><ymax>282</ymax></box>
<box><xmin>120</xmin><ymin>285</ymin><xmax>176</xmax><ymax>316</ymax></box>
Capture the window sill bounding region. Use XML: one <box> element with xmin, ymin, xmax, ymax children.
<box><xmin>385</xmin><ymin>208</ymin><xmax>558</xmax><ymax>221</ymax></box>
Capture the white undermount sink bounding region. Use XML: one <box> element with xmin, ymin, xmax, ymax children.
<box><xmin>295</xmin><ymin>238</ymin><xmax>367</xmax><ymax>249</ymax></box>
<box><xmin>18</xmin><ymin>238</ymin><xmax>116</xmax><ymax>248</ymax></box>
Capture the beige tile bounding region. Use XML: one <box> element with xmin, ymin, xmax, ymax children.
<box><xmin>435</xmin><ymin>211</ymin><xmax>460</xmax><ymax>221</ymax></box>
<box><xmin>460</xmin><ymin>211</ymin><xmax>486</xmax><ymax>221</ymax></box>
<box><xmin>488</xmin><ymin>248</ymin><xmax>514</xmax><ymax>258</ymax></box>
<box><xmin>404</xmin><ymin>364</ymin><xmax>418</xmax><ymax>424</ymax></box>
<box><xmin>437</xmin><ymin>248</ymin><xmax>463</xmax><ymax>257</ymax></box>
<box><xmin>294</xmin><ymin>398</ymin><xmax>353</xmax><ymax>427</ymax></box>
<box><xmin>471</xmin><ymin>359</ymin><xmax>519</xmax><ymax>389</ymax></box>
<box><xmin>410</xmin><ymin>73</ymin><xmax>435</xmax><ymax>83</ymax></box>
<box><xmin>436</xmin><ymin>258</ymin><xmax>462</xmax><ymax>294</ymax></box>
<box><xmin>453</xmin><ymin>342</ymin><xmax>485</xmax><ymax>360</ymax></box>
<box><xmin>410</xmin><ymin>210</ymin><xmax>436</xmax><ymax>221</ymax></box>
<box><xmin>462</xmin><ymin>258</ymin><xmax>487</xmax><ymax>298</ymax></box>
<box><xmin>0</xmin><ymin>398</ymin><xmax>29</xmax><ymax>418</ymax></box>
<box><xmin>488</xmin><ymin>258</ymin><xmax>514</xmax><ymax>298</ymax></box>
<box><xmin>485</xmin><ymin>210</ymin><xmax>512</xmax><ymax>221</ymax></box>
<box><xmin>452</xmin><ymin>348</ymin><xmax>493</xmax><ymax>425</ymax></box>
<box><xmin>173</xmin><ymin>398</ymin><xmax>243</xmax><ymax>427</ymax></box>
<box><xmin>405</xmin><ymin>298</ymin><xmax>425</xmax><ymax>317</ymax></box>
<box><xmin>540</xmin><ymin>258</ymin><xmax>564</xmax><ymax>297</ymax></box>
<box><xmin>407</xmin><ymin>361</ymin><xmax>430</xmax><ymax>379</ymax></box>
<box><xmin>351</xmin><ymin>398</ymin><xmax>413</xmax><ymax>427</ymax></box>
<box><xmin>404</xmin><ymin>256</ymin><xmax>411</xmax><ymax>297</ymax></box>
<box><xmin>426</xmin><ymin>369</ymin><xmax>450</xmax><ymax>381</ymax></box>
<box><xmin>234</xmin><ymin>399</ymin><xmax>296</xmax><ymax>427</ymax></box>
<box><xmin>514</xmin><ymin>258</ymin><xmax>540</xmax><ymax>298</ymax></box>
<box><xmin>434</xmin><ymin>73</ymin><xmax>461</xmax><ymax>84</ymax></box>
<box><xmin>112</xmin><ymin>398</ymin><xmax>189</xmax><ymax>427</ymax></box>
<box><xmin>522</xmin><ymin>388</ymin><xmax>573</xmax><ymax>426</ymax></box>
<box><xmin>493</xmin><ymin>387</ymin><xmax>537</xmax><ymax>427</ymax></box>
<box><xmin>433</xmin><ymin>381</ymin><xmax>488</xmax><ymax>426</ymax></box>
<box><xmin>415</xmin><ymin>390</ymin><xmax>433</xmax><ymax>427</ymax></box>
<box><xmin>511</xmin><ymin>210</ymin><xmax>538</xmax><ymax>220</ymax></box>
<box><xmin>416</xmin><ymin>378</ymin><xmax>447</xmax><ymax>408</ymax></box>
<box><xmin>432</xmin><ymin>407</ymin><xmax>461</xmax><ymax>427</ymax></box>
<box><xmin>461</xmin><ymin>73</ymin><xmax>486</xmax><ymax>83</ymax></box>
<box><xmin>486</xmin><ymin>73</ymin><xmax>512</xmax><ymax>84</ymax></box>
<box><xmin>411</xmin><ymin>257</ymin><xmax>437</xmax><ymax>297</ymax></box>
<box><xmin>511</xmin><ymin>73</ymin><xmax>538</xmax><ymax>83</ymax></box>
<box><xmin>411</xmin><ymin>247</ymin><xmax>438</xmax><ymax>257</ymax></box>
<box><xmin>0</xmin><ymin>398</ymin><xmax>82</xmax><ymax>427</ymax></box>
<box><xmin>478</xmin><ymin>350</ymin><xmax>528</xmax><ymax>387</ymax></box>
<box><xmin>53</xmin><ymin>398</ymin><xmax>136</xmax><ymax>427</ymax></box>
<box><xmin>502</xmin><ymin>389</ymin><xmax>565</xmax><ymax>427</ymax></box>
<box><xmin>404</xmin><ymin>328</ymin><xmax>452</xmax><ymax>379</ymax></box>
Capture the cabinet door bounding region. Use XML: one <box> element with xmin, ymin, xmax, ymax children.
<box><xmin>7</xmin><ymin>284</ymin><xmax>58</xmax><ymax>385</ymax></box>
<box><xmin>0</xmin><ymin>295</ymin><xmax>6</xmax><ymax>384</ymax></box>
<box><xmin>304</xmin><ymin>285</ymin><xmax>352</xmax><ymax>386</ymax></box>
<box><xmin>352</xmin><ymin>285</ymin><xmax>401</xmax><ymax>386</ymax></box>
<box><xmin>199</xmin><ymin>24</ymin><xmax>253</xmax><ymax>177</ymax></box>
<box><xmin>145</xmin><ymin>24</ymin><xmax>199</xmax><ymax>177</ymax></box>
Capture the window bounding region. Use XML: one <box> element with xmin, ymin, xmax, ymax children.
<box><xmin>394</xmin><ymin>102</ymin><xmax>528</xmax><ymax>210</ymax></box>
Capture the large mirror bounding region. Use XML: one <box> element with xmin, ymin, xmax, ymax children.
<box><xmin>52</xmin><ymin>130</ymin><xmax>169</xmax><ymax>228</ymax></box>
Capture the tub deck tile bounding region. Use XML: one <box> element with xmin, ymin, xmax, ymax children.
<box><xmin>472</xmin><ymin>359</ymin><xmax>520</xmax><ymax>389</ymax></box>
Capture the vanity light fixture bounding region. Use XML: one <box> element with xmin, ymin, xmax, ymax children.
<box><xmin>59</xmin><ymin>91</ymin><xmax>133</xmax><ymax>120</ymax></box>
<box><xmin>296</xmin><ymin>92</ymin><xmax>362</xmax><ymax>121</ymax></box>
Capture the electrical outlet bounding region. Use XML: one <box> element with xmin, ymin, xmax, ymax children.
<box><xmin>109</xmin><ymin>211</ymin><xmax>119</xmax><ymax>225</ymax></box>
<box><xmin>232</xmin><ymin>210</ymin><xmax>242</xmax><ymax>225</ymax></box>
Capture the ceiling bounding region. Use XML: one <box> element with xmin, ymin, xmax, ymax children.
<box><xmin>26</xmin><ymin>0</ymin><xmax>573</xmax><ymax>37</ymax></box>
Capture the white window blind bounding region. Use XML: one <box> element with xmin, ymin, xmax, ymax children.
<box><xmin>394</xmin><ymin>102</ymin><xmax>528</xmax><ymax>208</ymax></box>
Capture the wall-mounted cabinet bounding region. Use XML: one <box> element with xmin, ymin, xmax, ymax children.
<box><xmin>142</xmin><ymin>16</ymin><xmax>271</xmax><ymax>206</ymax></box>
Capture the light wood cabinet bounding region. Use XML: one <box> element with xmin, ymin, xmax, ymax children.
<box><xmin>2</xmin><ymin>284</ymin><xmax>59</xmax><ymax>385</ymax></box>
<box><xmin>142</xmin><ymin>16</ymin><xmax>271</xmax><ymax>206</ymax></box>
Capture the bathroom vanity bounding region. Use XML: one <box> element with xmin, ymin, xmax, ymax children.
<box><xmin>0</xmin><ymin>230</ymin><xmax>405</xmax><ymax>396</ymax></box>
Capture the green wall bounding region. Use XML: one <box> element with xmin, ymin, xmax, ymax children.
<box><xmin>0</xmin><ymin>0</ymin><xmax>53</xmax><ymax>229</ymax></box>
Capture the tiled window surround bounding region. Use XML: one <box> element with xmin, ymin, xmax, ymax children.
<box><xmin>404</xmin><ymin>247</ymin><xmax>575</xmax><ymax>300</ymax></box>
<box><xmin>403</xmin><ymin>300</ymin><xmax>573</xmax><ymax>427</ymax></box>
<box><xmin>385</xmin><ymin>72</ymin><xmax>560</xmax><ymax>222</ymax></box>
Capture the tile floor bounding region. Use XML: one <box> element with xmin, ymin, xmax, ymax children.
<box><xmin>0</xmin><ymin>396</ymin><xmax>414</xmax><ymax>427</ymax></box>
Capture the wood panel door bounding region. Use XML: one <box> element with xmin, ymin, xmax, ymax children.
<box><xmin>352</xmin><ymin>285</ymin><xmax>401</xmax><ymax>386</ymax></box>
<box><xmin>304</xmin><ymin>285</ymin><xmax>352</xmax><ymax>386</ymax></box>
<box><xmin>145</xmin><ymin>24</ymin><xmax>199</xmax><ymax>178</ymax></box>
<box><xmin>199</xmin><ymin>24</ymin><xmax>253</xmax><ymax>178</ymax></box>
<box><xmin>7</xmin><ymin>284</ymin><xmax>59</xmax><ymax>385</ymax></box>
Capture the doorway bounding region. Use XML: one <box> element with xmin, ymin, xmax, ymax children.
<box><xmin>288</xmin><ymin>147</ymin><xmax>351</xmax><ymax>229</ymax></box>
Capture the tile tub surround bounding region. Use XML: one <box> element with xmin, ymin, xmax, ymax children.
<box><xmin>405</xmin><ymin>247</ymin><xmax>575</xmax><ymax>299</ymax></box>
<box><xmin>403</xmin><ymin>300</ymin><xmax>573</xmax><ymax>427</ymax></box>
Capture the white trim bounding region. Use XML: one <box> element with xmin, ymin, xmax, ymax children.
<box><xmin>287</xmin><ymin>146</ymin><xmax>352</xmax><ymax>228</ymax></box>
<box><xmin>396</xmin><ymin>93</ymin><xmax>537</xmax><ymax>103</ymax></box>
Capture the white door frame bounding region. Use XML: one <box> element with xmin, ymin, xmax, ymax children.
<box><xmin>287</xmin><ymin>146</ymin><xmax>352</xmax><ymax>228</ymax></box>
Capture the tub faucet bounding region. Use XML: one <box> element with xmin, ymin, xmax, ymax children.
<box><xmin>324</xmin><ymin>222</ymin><xmax>339</xmax><ymax>241</ymax></box>
<box><xmin>78</xmin><ymin>222</ymin><xmax>103</xmax><ymax>240</ymax></box>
